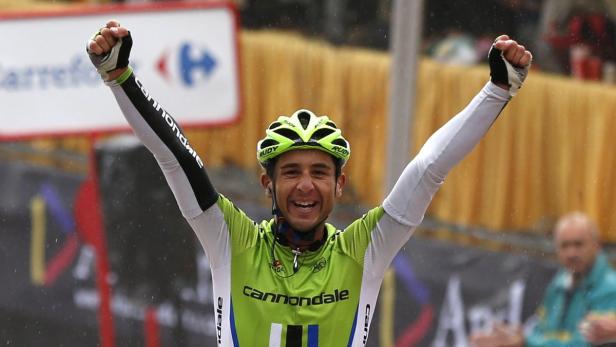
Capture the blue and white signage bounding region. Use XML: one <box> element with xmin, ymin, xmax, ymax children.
<box><xmin>0</xmin><ymin>2</ymin><xmax>240</xmax><ymax>139</ymax></box>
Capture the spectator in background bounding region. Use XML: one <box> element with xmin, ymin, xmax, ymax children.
<box><xmin>536</xmin><ymin>0</ymin><xmax>616</xmax><ymax>78</ymax></box>
<box><xmin>470</xmin><ymin>212</ymin><xmax>616</xmax><ymax>347</ymax></box>
<box><xmin>429</xmin><ymin>30</ymin><xmax>482</xmax><ymax>65</ymax></box>
<box><xmin>423</xmin><ymin>0</ymin><xmax>542</xmax><ymax>66</ymax></box>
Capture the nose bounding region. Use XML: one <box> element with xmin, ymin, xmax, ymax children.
<box><xmin>296</xmin><ymin>172</ymin><xmax>315</xmax><ymax>192</ymax></box>
<box><xmin>561</xmin><ymin>247</ymin><xmax>575</xmax><ymax>258</ymax></box>
<box><xmin>561</xmin><ymin>247</ymin><xmax>579</xmax><ymax>262</ymax></box>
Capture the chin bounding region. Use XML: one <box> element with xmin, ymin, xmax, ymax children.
<box><xmin>288</xmin><ymin>220</ymin><xmax>321</xmax><ymax>233</ymax></box>
<box><xmin>292</xmin><ymin>224</ymin><xmax>318</xmax><ymax>233</ymax></box>
<box><xmin>568</xmin><ymin>266</ymin><xmax>588</xmax><ymax>276</ymax></box>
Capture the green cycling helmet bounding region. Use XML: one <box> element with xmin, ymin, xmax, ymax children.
<box><xmin>257</xmin><ymin>109</ymin><xmax>351</xmax><ymax>167</ymax></box>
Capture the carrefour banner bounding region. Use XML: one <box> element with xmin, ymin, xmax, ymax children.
<box><xmin>0</xmin><ymin>2</ymin><xmax>240</xmax><ymax>140</ymax></box>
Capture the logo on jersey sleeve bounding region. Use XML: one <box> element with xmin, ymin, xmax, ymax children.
<box><xmin>216</xmin><ymin>297</ymin><xmax>223</xmax><ymax>345</ymax></box>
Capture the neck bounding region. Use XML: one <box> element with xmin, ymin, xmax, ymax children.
<box><xmin>571</xmin><ymin>273</ymin><xmax>583</xmax><ymax>288</ymax></box>
<box><xmin>275</xmin><ymin>218</ymin><xmax>327</xmax><ymax>252</ymax></box>
<box><xmin>571</xmin><ymin>265</ymin><xmax>595</xmax><ymax>288</ymax></box>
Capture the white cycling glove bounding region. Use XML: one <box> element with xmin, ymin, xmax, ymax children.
<box><xmin>488</xmin><ymin>44</ymin><xmax>530</xmax><ymax>97</ymax></box>
<box><xmin>86</xmin><ymin>30</ymin><xmax>133</xmax><ymax>80</ymax></box>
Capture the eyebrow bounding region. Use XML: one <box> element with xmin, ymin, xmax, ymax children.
<box><xmin>311</xmin><ymin>163</ymin><xmax>334</xmax><ymax>170</ymax></box>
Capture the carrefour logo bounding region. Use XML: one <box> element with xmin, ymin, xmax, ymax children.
<box><xmin>0</xmin><ymin>56</ymin><xmax>101</xmax><ymax>91</ymax></box>
<box><xmin>156</xmin><ymin>42</ymin><xmax>217</xmax><ymax>87</ymax></box>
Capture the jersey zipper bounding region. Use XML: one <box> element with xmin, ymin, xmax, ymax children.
<box><xmin>291</xmin><ymin>248</ymin><xmax>302</xmax><ymax>274</ymax></box>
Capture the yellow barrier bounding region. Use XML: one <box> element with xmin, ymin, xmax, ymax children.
<box><xmin>415</xmin><ymin>60</ymin><xmax>616</xmax><ymax>242</ymax></box>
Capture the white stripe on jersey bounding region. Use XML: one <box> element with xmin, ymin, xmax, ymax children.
<box><xmin>269</xmin><ymin>323</ymin><xmax>283</xmax><ymax>347</ymax></box>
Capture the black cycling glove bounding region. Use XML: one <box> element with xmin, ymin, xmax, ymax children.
<box><xmin>86</xmin><ymin>29</ymin><xmax>133</xmax><ymax>80</ymax></box>
<box><xmin>488</xmin><ymin>44</ymin><xmax>530</xmax><ymax>97</ymax></box>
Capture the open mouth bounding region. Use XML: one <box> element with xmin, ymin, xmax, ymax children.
<box><xmin>293</xmin><ymin>201</ymin><xmax>317</xmax><ymax>208</ymax></box>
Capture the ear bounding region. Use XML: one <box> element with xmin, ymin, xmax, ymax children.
<box><xmin>260</xmin><ymin>173</ymin><xmax>273</xmax><ymax>198</ymax></box>
<box><xmin>335</xmin><ymin>173</ymin><xmax>346</xmax><ymax>198</ymax></box>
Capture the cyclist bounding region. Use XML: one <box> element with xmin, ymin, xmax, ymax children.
<box><xmin>87</xmin><ymin>20</ymin><xmax>532</xmax><ymax>347</ymax></box>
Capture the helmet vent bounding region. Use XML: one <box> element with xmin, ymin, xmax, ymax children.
<box><xmin>332</xmin><ymin>138</ymin><xmax>347</xmax><ymax>147</ymax></box>
<box><xmin>311</xmin><ymin>128</ymin><xmax>335</xmax><ymax>141</ymax></box>
<box><xmin>326</xmin><ymin>121</ymin><xmax>337</xmax><ymax>128</ymax></box>
<box><xmin>259</xmin><ymin>139</ymin><xmax>278</xmax><ymax>149</ymax></box>
<box><xmin>297</xmin><ymin>111</ymin><xmax>311</xmax><ymax>130</ymax></box>
<box><xmin>268</xmin><ymin>121</ymin><xmax>281</xmax><ymax>130</ymax></box>
<box><xmin>275</xmin><ymin>128</ymin><xmax>302</xmax><ymax>142</ymax></box>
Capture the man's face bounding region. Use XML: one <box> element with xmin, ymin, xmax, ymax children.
<box><xmin>555</xmin><ymin>221</ymin><xmax>599</xmax><ymax>276</ymax></box>
<box><xmin>262</xmin><ymin>149</ymin><xmax>345</xmax><ymax>233</ymax></box>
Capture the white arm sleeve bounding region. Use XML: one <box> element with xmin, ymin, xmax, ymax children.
<box><xmin>383</xmin><ymin>82</ymin><xmax>510</xmax><ymax>226</ymax></box>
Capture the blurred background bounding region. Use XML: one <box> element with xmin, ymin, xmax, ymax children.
<box><xmin>1</xmin><ymin>0</ymin><xmax>616</xmax><ymax>346</ymax></box>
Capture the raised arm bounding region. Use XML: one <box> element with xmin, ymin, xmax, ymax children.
<box><xmin>383</xmin><ymin>35</ymin><xmax>532</xmax><ymax>227</ymax></box>
<box><xmin>86</xmin><ymin>20</ymin><xmax>218</xmax><ymax>219</ymax></box>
